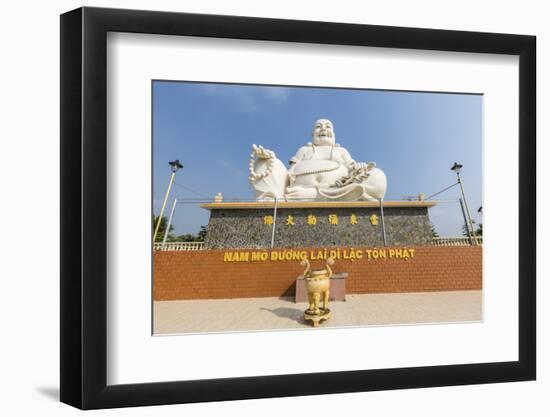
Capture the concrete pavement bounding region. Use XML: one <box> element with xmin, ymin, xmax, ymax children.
<box><xmin>153</xmin><ymin>290</ymin><xmax>482</xmax><ymax>335</ymax></box>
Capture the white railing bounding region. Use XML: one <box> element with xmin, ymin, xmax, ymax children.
<box><xmin>432</xmin><ymin>237</ymin><xmax>482</xmax><ymax>246</ymax></box>
<box><xmin>155</xmin><ymin>239</ymin><xmax>481</xmax><ymax>250</ymax></box>
<box><xmin>154</xmin><ymin>242</ymin><xmax>205</xmax><ymax>251</ymax></box>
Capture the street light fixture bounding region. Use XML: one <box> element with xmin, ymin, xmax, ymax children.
<box><xmin>450</xmin><ymin>162</ymin><xmax>463</xmax><ymax>173</ymax></box>
<box><xmin>153</xmin><ymin>160</ymin><xmax>184</xmax><ymax>243</ymax></box>
<box><xmin>169</xmin><ymin>159</ymin><xmax>184</xmax><ymax>173</ymax></box>
<box><xmin>451</xmin><ymin>162</ymin><xmax>477</xmax><ymax>245</ymax></box>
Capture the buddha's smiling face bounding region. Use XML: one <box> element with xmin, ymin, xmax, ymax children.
<box><xmin>312</xmin><ymin>119</ymin><xmax>335</xmax><ymax>146</ymax></box>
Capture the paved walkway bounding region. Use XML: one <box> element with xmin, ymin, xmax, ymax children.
<box><xmin>153</xmin><ymin>290</ymin><xmax>482</xmax><ymax>335</ymax></box>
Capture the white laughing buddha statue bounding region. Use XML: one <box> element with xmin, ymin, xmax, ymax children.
<box><xmin>248</xmin><ymin>118</ymin><xmax>387</xmax><ymax>202</ymax></box>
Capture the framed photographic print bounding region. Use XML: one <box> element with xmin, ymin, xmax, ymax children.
<box><xmin>60</xmin><ymin>6</ymin><xmax>536</xmax><ymax>409</ymax></box>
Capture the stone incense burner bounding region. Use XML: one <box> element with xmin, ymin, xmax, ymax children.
<box><xmin>300</xmin><ymin>257</ymin><xmax>334</xmax><ymax>327</ymax></box>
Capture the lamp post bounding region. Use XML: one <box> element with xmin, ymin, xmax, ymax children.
<box><xmin>162</xmin><ymin>198</ymin><xmax>178</xmax><ymax>246</ymax></box>
<box><xmin>451</xmin><ymin>162</ymin><xmax>477</xmax><ymax>246</ymax></box>
<box><xmin>153</xmin><ymin>160</ymin><xmax>183</xmax><ymax>242</ymax></box>
<box><xmin>379</xmin><ymin>198</ymin><xmax>388</xmax><ymax>247</ymax></box>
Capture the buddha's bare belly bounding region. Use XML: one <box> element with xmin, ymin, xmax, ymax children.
<box><xmin>291</xmin><ymin>159</ymin><xmax>348</xmax><ymax>187</ymax></box>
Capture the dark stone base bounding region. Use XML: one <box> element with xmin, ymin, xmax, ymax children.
<box><xmin>203</xmin><ymin>202</ymin><xmax>434</xmax><ymax>249</ymax></box>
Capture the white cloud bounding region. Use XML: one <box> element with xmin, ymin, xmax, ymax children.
<box><xmin>199</xmin><ymin>83</ymin><xmax>221</xmax><ymax>95</ymax></box>
<box><xmin>198</xmin><ymin>83</ymin><xmax>290</xmax><ymax>114</ymax></box>
<box><xmin>217</xmin><ymin>158</ymin><xmax>245</xmax><ymax>178</ymax></box>
<box><xmin>261</xmin><ymin>86</ymin><xmax>290</xmax><ymax>102</ymax></box>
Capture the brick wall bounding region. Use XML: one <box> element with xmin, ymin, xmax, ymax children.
<box><xmin>153</xmin><ymin>246</ymin><xmax>482</xmax><ymax>301</ymax></box>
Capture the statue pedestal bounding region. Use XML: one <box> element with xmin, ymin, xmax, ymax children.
<box><xmin>201</xmin><ymin>201</ymin><xmax>437</xmax><ymax>249</ymax></box>
<box><xmin>304</xmin><ymin>309</ymin><xmax>332</xmax><ymax>327</ymax></box>
<box><xmin>295</xmin><ymin>273</ymin><xmax>347</xmax><ymax>303</ymax></box>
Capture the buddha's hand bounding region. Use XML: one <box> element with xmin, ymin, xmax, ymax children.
<box><xmin>354</xmin><ymin>161</ymin><xmax>376</xmax><ymax>171</ymax></box>
<box><xmin>251</xmin><ymin>144</ymin><xmax>276</xmax><ymax>160</ymax></box>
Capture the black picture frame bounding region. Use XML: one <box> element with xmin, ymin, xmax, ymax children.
<box><xmin>60</xmin><ymin>6</ymin><xmax>536</xmax><ymax>410</ymax></box>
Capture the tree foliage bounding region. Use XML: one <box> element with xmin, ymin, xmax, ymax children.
<box><xmin>462</xmin><ymin>222</ymin><xmax>482</xmax><ymax>237</ymax></box>
<box><xmin>176</xmin><ymin>226</ymin><xmax>207</xmax><ymax>242</ymax></box>
<box><xmin>153</xmin><ymin>218</ymin><xmax>208</xmax><ymax>242</ymax></box>
<box><xmin>430</xmin><ymin>223</ymin><xmax>439</xmax><ymax>238</ymax></box>
<box><xmin>152</xmin><ymin>215</ymin><xmax>176</xmax><ymax>242</ymax></box>
<box><xmin>475</xmin><ymin>223</ymin><xmax>483</xmax><ymax>236</ymax></box>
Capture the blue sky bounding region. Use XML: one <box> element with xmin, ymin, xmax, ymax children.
<box><xmin>153</xmin><ymin>81</ymin><xmax>482</xmax><ymax>237</ymax></box>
